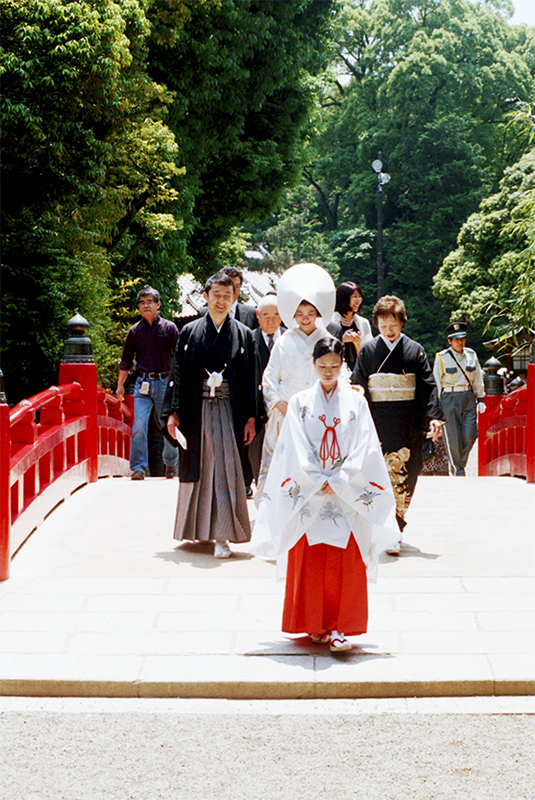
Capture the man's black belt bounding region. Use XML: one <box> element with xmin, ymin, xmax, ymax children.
<box><xmin>137</xmin><ymin>370</ymin><xmax>170</xmax><ymax>380</ymax></box>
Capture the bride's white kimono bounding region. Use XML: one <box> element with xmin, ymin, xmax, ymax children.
<box><xmin>251</xmin><ymin>379</ymin><xmax>398</xmax><ymax>582</ymax></box>
<box><xmin>255</xmin><ymin>261</ymin><xmax>339</xmax><ymax>503</ymax></box>
<box><xmin>263</xmin><ymin>326</ymin><xmax>328</xmax><ymax>413</ymax></box>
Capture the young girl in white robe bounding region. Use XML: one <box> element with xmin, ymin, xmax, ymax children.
<box><xmin>251</xmin><ymin>338</ymin><xmax>398</xmax><ymax>652</ymax></box>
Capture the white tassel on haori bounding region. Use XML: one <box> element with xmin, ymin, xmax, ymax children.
<box><xmin>206</xmin><ymin>370</ymin><xmax>224</xmax><ymax>397</ymax></box>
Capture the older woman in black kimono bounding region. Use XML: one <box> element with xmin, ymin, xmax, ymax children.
<box><xmin>351</xmin><ymin>296</ymin><xmax>444</xmax><ymax>552</ymax></box>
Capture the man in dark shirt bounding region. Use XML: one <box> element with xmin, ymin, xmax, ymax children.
<box><xmin>117</xmin><ymin>286</ymin><xmax>178</xmax><ymax>480</ymax></box>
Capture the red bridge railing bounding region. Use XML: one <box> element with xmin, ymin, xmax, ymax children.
<box><xmin>0</xmin><ymin>360</ymin><xmax>132</xmax><ymax>580</ymax></box>
<box><xmin>478</xmin><ymin>362</ymin><xmax>535</xmax><ymax>482</ymax></box>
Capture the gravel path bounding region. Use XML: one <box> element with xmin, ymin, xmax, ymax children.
<box><xmin>1</xmin><ymin>699</ymin><xmax>534</xmax><ymax>800</ymax></box>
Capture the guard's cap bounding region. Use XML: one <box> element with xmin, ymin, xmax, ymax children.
<box><xmin>445</xmin><ymin>322</ymin><xmax>467</xmax><ymax>339</ymax></box>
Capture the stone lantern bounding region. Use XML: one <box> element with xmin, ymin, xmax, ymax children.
<box><xmin>62</xmin><ymin>313</ymin><xmax>94</xmax><ymax>363</ymax></box>
<box><xmin>483</xmin><ymin>356</ymin><xmax>505</xmax><ymax>395</ymax></box>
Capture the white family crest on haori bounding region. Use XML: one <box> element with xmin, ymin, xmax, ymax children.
<box><xmin>250</xmin><ymin>380</ymin><xmax>399</xmax><ymax>579</ymax></box>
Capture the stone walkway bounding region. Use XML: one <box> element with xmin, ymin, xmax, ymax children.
<box><xmin>0</xmin><ymin>474</ymin><xmax>533</xmax><ymax>699</ymax></box>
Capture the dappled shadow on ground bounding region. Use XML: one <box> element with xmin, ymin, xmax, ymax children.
<box><xmin>154</xmin><ymin>541</ymin><xmax>254</xmax><ymax>570</ymax></box>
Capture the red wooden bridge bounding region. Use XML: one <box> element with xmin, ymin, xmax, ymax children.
<box><xmin>0</xmin><ymin>355</ymin><xmax>133</xmax><ymax>580</ymax></box>
<box><xmin>1</xmin><ymin>339</ymin><xmax>533</xmax><ymax>582</ymax></box>
<box><xmin>478</xmin><ymin>368</ymin><xmax>535</xmax><ymax>483</ymax></box>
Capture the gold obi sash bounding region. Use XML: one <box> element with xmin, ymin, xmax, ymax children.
<box><xmin>368</xmin><ymin>373</ymin><xmax>416</xmax><ymax>402</ymax></box>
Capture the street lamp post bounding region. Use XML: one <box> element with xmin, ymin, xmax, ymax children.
<box><xmin>372</xmin><ymin>155</ymin><xmax>390</xmax><ymax>299</ymax></box>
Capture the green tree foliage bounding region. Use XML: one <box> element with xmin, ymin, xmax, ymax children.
<box><xmin>433</xmin><ymin>147</ymin><xmax>535</xmax><ymax>342</ymax></box>
<box><xmin>296</xmin><ymin>0</ymin><xmax>535</xmax><ymax>352</ymax></box>
<box><xmin>1</xmin><ymin>0</ymin><xmax>182</xmax><ymax>399</ymax></box>
<box><xmin>148</xmin><ymin>0</ymin><xmax>337</xmax><ymax>276</ymax></box>
<box><xmin>328</xmin><ymin>226</ymin><xmax>377</xmax><ymax>315</ymax></box>
<box><xmin>1</xmin><ymin>0</ymin><xmax>336</xmax><ymax>401</ymax></box>
<box><xmin>246</xmin><ymin>185</ymin><xmax>340</xmax><ymax>278</ymax></box>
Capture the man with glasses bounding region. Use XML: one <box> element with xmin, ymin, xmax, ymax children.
<box><xmin>116</xmin><ymin>286</ymin><xmax>179</xmax><ymax>480</ymax></box>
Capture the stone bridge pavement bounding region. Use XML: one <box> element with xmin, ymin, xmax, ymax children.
<box><xmin>0</xmin><ymin>473</ymin><xmax>533</xmax><ymax>699</ymax></box>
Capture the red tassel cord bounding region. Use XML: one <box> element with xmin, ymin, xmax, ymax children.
<box><xmin>318</xmin><ymin>414</ymin><xmax>341</xmax><ymax>468</ymax></box>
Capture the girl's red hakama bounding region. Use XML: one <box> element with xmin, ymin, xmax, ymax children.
<box><xmin>282</xmin><ymin>533</ymin><xmax>368</xmax><ymax>636</ymax></box>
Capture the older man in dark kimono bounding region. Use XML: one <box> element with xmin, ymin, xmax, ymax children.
<box><xmin>164</xmin><ymin>273</ymin><xmax>257</xmax><ymax>558</ymax></box>
<box><xmin>245</xmin><ymin>293</ymin><xmax>283</xmax><ymax>489</ymax></box>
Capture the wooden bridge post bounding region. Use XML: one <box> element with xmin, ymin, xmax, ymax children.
<box><xmin>526</xmin><ymin>355</ymin><xmax>535</xmax><ymax>483</ymax></box>
<box><xmin>479</xmin><ymin>357</ymin><xmax>505</xmax><ymax>477</ymax></box>
<box><xmin>0</xmin><ymin>371</ymin><xmax>10</xmax><ymax>580</ymax></box>
<box><xmin>57</xmin><ymin>314</ymin><xmax>99</xmax><ymax>483</ymax></box>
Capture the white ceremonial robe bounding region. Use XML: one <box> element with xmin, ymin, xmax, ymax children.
<box><xmin>262</xmin><ymin>326</ymin><xmax>328</xmax><ymax>412</ymax></box>
<box><xmin>256</xmin><ymin>325</ymin><xmax>330</xmax><ymax>499</ymax></box>
<box><xmin>251</xmin><ymin>380</ymin><xmax>399</xmax><ymax>580</ymax></box>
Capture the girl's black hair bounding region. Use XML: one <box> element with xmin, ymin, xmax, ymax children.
<box><xmin>313</xmin><ymin>337</ymin><xmax>343</xmax><ymax>361</ymax></box>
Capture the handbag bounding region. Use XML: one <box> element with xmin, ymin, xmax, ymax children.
<box><xmin>422</xmin><ymin>437</ymin><xmax>435</xmax><ymax>462</ymax></box>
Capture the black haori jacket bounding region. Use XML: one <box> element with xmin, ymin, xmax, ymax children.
<box><xmin>161</xmin><ymin>313</ymin><xmax>257</xmax><ymax>483</ymax></box>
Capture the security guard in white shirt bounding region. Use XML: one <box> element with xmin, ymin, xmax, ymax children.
<box><xmin>433</xmin><ymin>323</ymin><xmax>486</xmax><ymax>476</ymax></box>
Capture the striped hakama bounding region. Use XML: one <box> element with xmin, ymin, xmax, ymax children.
<box><xmin>173</xmin><ymin>381</ymin><xmax>251</xmax><ymax>543</ymax></box>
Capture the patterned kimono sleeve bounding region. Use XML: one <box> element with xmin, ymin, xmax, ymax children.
<box><xmin>271</xmin><ymin>392</ymin><xmax>326</xmax><ymax>510</ymax></box>
<box><xmin>250</xmin><ymin>390</ymin><xmax>325</xmax><ymax>559</ymax></box>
